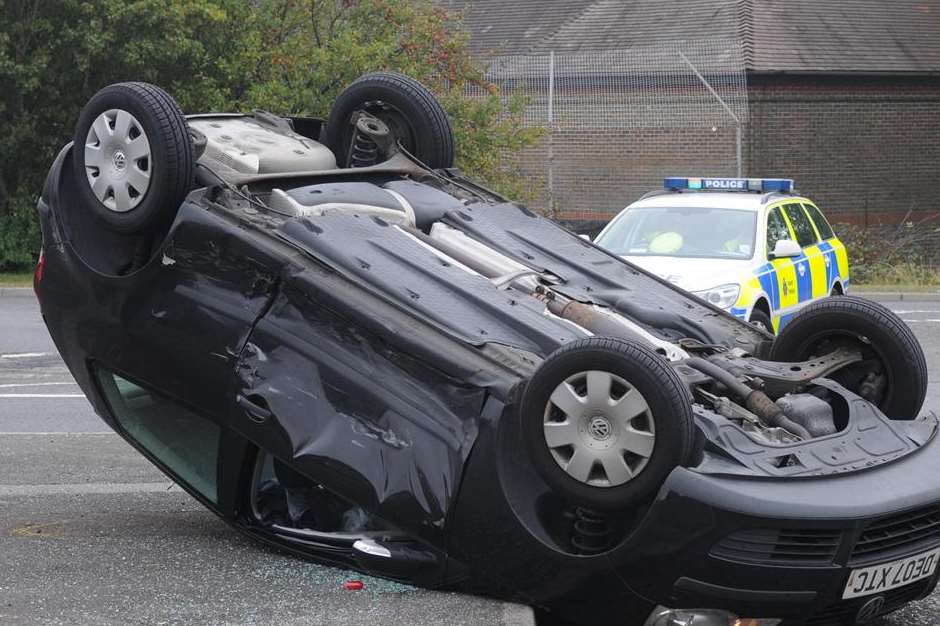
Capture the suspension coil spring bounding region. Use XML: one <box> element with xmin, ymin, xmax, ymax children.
<box><xmin>349</xmin><ymin>129</ymin><xmax>379</xmax><ymax>168</ymax></box>
<box><xmin>570</xmin><ymin>507</ymin><xmax>612</xmax><ymax>555</ymax></box>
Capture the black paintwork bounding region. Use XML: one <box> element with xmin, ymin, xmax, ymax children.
<box><xmin>35</xmin><ymin>142</ymin><xmax>940</xmax><ymax>625</ymax></box>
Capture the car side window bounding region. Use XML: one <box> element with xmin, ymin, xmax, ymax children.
<box><xmin>96</xmin><ymin>368</ymin><xmax>221</xmax><ymax>503</ymax></box>
<box><xmin>803</xmin><ymin>203</ymin><xmax>835</xmax><ymax>240</ymax></box>
<box><xmin>766</xmin><ymin>207</ymin><xmax>791</xmax><ymax>257</ymax></box>
<box><xmin>783</xmin><ymin>203</ymin><xmax>818</xmax><ymax>248</ymax></box>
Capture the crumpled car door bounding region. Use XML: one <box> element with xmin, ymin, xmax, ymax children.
<box><xmin>231</xmin><ymin>281</ymin><xmax>486</xmax><ymax>546</ymax></box>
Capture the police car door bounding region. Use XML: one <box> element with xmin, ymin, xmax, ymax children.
<box><xmin>803</xmin><ymin>201</ymin><xmax>849</xmax><ymax>294</ymax></box>
<box><xmin>780</xmin><ymin>202</ymin><xmax>823</xmax><ymax>327</ymax></box>
<box><xmin>764</xmin><ymin>205</ymin><xmax>797</xmax><ymax>330</ymax></box>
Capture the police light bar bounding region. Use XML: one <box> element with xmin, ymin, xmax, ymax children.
<box><xmin>663</xmin><ymin>177</ymin><xmax>793</xmax><ymax>193</ymax></box>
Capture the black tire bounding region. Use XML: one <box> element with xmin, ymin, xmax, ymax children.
<box><xmin>324</xmin><ymin>72</ymin><xmax>454</xmax><ymax>169</ymax></box>
<box><xmin>72</xmin><ymin>82</ymin><xmax>193</xmax><ymax>235</ymax></box>
<box><xmin>770</xmin><ymin>296</ymin><xmax>927</xmax><ymax>419</ymax></box>
<box><xmin>749</xmin><ymin>307</ymin><xmax>774</xmax><ymax>335</ymax></box>
<box><xmin>519</xmin><ymin>338</ymin><xmax>694</xmax><ymax>511</ymax></box>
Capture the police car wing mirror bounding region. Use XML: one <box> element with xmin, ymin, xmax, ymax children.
<box><xmin>770</xmin><ymin>239</ymin><xmax>801</xmax><ymax>259</ymax></box>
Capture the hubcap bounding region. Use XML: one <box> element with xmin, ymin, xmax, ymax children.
<box><xmin>84</xmin><ymin>109</ymin><xmax>152</xmax><ymax>212</ymax></box>
<box><xmin>543</xmin><ymin>370</ymin><xmax>656</xmax><ymax>487</ymax></box>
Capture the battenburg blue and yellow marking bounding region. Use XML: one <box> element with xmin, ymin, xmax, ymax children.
<box><xmin>655</xmin><ymin>180</ymin><xmax>850</xmax><ymax>334</ymax></box>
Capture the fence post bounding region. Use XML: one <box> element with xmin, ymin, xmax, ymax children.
<box><xmin>470</xmin><ymin>42</ymin><xmax>749</xmax><ymax>218</ymax></box>
<box><xmin>678</xmin><ymin>49</ymin><xmax>743</xmax><ymax>178</ymax></box>
<box><xmin>548</xmin><ymin>50</ymin><xmax>555</xmax><ymax>215</ymax></box>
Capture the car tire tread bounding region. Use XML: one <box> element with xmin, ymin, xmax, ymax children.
<box><xmin>771</xmin><ymin>295</ymin><xmax>927</xmax><ymax>418</ymax></box>
<box><xmin>72</xmin><ymin>81</ymin><xmax>193</xmax><ymax>234</ymax></box>
<box><xmin>324</xmin><ymin>72</ymin><xmax>454</xmax><ymax>169</ymax></box>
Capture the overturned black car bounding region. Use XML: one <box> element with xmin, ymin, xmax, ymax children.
<box><xmin>35</xmin><ymin>74</ymin><xmax>938</xmax><ymax>626</ymax></box>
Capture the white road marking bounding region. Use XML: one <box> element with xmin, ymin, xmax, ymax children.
<box><xmin>0</xmin><ymin>352</ymin><xmax>50</xmax><ymax>359</ymax></box>
<box><xmin>0</xmin><ymin>393</ymin><xmax>86</xmax><ymax>398</ymax></box>
<box><xmin>0</xmin><ymin>432</ymin><xmax>114</xmax><ymax>435</ymax></box>
<box><xmin>893</xmin><ymin>310</ymin><xmax>940</xmax><ymax>314</ymax></box>
<box><xmin>0</xmin><ymin>482</ymin><xmax>181</xmax><ymax>496</ymax></box>
<box><xmin>903</xmin><ymin>319</ymin><xmax>940</xmax><ymax>323</ymax></box>
<box><xmin>0</xmin><ymin>381</ymin><xmax>78</xmax><ymax>389</ymax></box>
<box><xmin>502</xmin><ymin>602</ymin><xmax>536</xmax><ymax>626</ymax></box>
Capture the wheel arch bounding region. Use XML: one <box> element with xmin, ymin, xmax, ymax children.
<box><xmin>751</xmin><ymin>295</ymin><xmax>772</xmax><ymax>317</ymax></box>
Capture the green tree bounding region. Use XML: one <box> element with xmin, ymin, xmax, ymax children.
<box><xmin>0</xmin><ymin>0</ymin><xmax>244</xmax><ymax>268</ymax></box>
<box><xmin>0</xmin><ymin>0</ymin><xmax>542</xmax><ymax>270</ymax></box>
<box><xmin>213</xmin><ymin>0</ymin><xmax>543</xmax><ymax>200</ymax></box>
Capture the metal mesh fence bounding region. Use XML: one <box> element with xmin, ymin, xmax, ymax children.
<box><xmin>465</xmin><ymin>39</ymin><xmax>749</xmax><ymax>226</ymax></box>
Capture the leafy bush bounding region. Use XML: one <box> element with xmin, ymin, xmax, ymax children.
<box><xmin>862</xmin><ymin>262</ymin><xmax>940</xmax><ymax>287</ymax></box>
<box><xmin>0</xmin><ymin>0</ymin><xmax>542</xmax><ymax>271</ymax></box>
<box><xmin>837</xmin><ymin>217</ymin><xmax>940</xmax><ymax>286</ymax></box>
<box><xmin>0</xmin><ymin>195</ymin><xmax>41</xmax><ymax>270</ymax></box>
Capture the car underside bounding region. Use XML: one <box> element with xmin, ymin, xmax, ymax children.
<box><xmin>35</xmin><ymin>75</ymin><xmax>937</xmax><ymax>626</ymax></box>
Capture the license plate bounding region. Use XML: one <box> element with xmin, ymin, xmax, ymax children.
<box><xmin>843</xmin><ymin>547</ymin><xmax>940</xmax><ymax>599</ymax></box>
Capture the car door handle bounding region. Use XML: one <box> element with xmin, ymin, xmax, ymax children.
<box><xmin>236</xmin><ymin>394</ymin><xmax>272</xmax><ymax>423</ymax></box>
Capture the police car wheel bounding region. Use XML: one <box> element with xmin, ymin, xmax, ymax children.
<box><xmin>749</xmin><ymin>309</ymin><xmax>773</xmax><ymax>335</ymax></box>
<box><xmin>519</xmin><ymin>338</ymin><xmax>694</xmax><ymax>512</ymax></box>
<box><xmin>769</xmin><ymin>296</ymin><xmax>927</xmax><ymax>419</ymax></box>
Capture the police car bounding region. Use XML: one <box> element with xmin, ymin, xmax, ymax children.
<box><xmin>594</xmin><ymin>177</ymin><xmax>849</xmax><ymax>333</ymax></box>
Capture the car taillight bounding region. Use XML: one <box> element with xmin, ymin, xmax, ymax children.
<box><xmin>33</xmin><ymin>249</ymin><xmax>45</xmax><ymax>293</ymax></box>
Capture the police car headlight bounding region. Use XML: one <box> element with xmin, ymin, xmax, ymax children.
<box><xmin>692</xmin><ymin>284</ymin><xmax>740</xmax><ymax>309</ymax></box>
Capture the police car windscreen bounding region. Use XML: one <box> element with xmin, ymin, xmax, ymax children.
<box><xmin>597</xmin><ymin>207</ymin><xmax>756</xmax><ymax>259</ymax></box>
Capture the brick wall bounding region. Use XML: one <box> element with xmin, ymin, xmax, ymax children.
<box><xmin>517</xmin><ymin>126</ymin><xmax>742</xmax><ymax>235</ymax></box>
<box><xmin>747</xmin><ymin>74</ymin><xmax>940</xmax><ymax>262</ymax></box>
<box><xmin>510</xmin><ymin>74</ymin><xmax>940</xmax><ymax>254</ymax></box>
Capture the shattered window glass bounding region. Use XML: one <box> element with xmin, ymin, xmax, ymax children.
<box><xmin>252</xmin><ymin>451</ymin><xmax>382</xmax><ymax>533</ymax></box>
<box><xmin>97</xmin><ymin>369</ymin><xmax>220</xmax><ymax>503</ymax></box>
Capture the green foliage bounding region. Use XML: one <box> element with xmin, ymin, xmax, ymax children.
<box><xmin>860</xmin><ymin>262</ymin><xmax>940</xmax><ymax>287</ymax></box>
<box><xmin>838</xmin><ymin>219</ymin><xmax>940</xmax><ymax>286</ymax></box>
<box><xmin>0</xmin><ymin>195</ymin><xmax>41</xmax><ymax>270</ymax></box>
<box><xmin>0</xmin><ymin>0</ymin><xmax>543</xmax><ymax>270</ymax></box>
<box><xmin>441</xmin><ymin>91</ymin><xmax>545</xmax><ymax>204</ymax></box>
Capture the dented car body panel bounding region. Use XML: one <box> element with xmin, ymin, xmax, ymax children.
<box><xmin>36</xmin><ymin>136</ymin><xmax>940</xmax><ymax>626</ymax></box>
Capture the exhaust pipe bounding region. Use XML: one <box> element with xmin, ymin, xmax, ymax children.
<box><xmin>546</xmin><ymin>299</ymin><xmax>647</xmax><ymax>344</ymax></box>
<box><xmin>684</xmin><ymin>357</ymin><xmax>812</xmax><ymax>439</ymax></box>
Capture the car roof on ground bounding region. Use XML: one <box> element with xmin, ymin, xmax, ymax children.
<box><xmin>628</xmin><ymin>191</ymin><xmax>809</xmax><ymax>212</ymax></box>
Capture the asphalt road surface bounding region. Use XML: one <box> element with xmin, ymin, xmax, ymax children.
<box><xmin>1</xmin><ymin>292</ymin><xmax>939</xmax><ymax>625</ymax></box>
<box><xmin>0</xmin><ymin>294</ymin><xmax>533</xmax><ymax>626</ymax></box>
